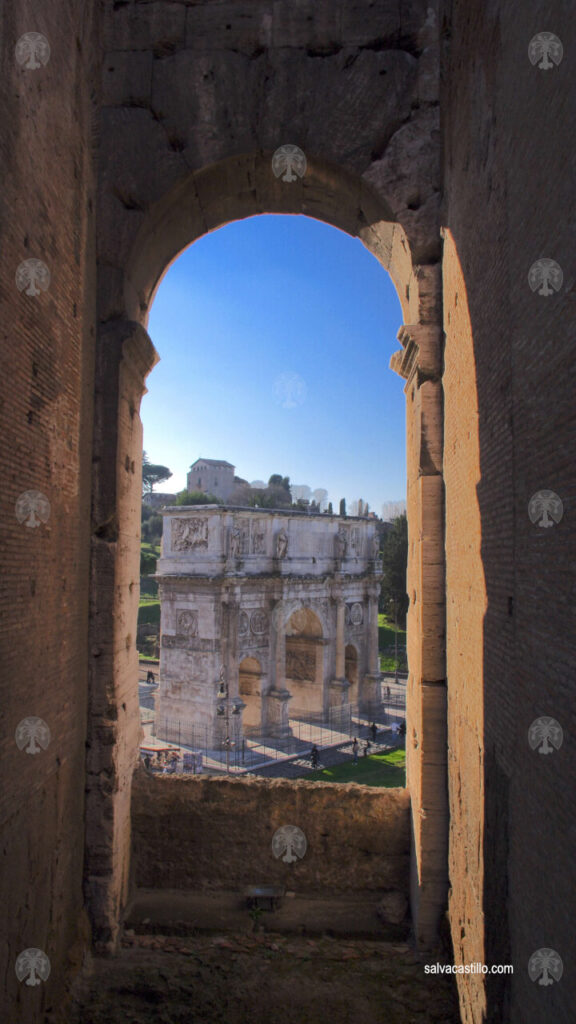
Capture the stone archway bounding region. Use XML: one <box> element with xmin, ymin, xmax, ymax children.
<box><xmin>91</xmin><ymin>74</ymin><xmax>447</xmax><ymax>951</ymax></box>
<box><xmin>238</xmin><ymin>656</ymin><xmax>263</xmax><ymax>730</ymax></box>
<box><xmin>284</xmin><ymin>607</ymin><xmax>324</xmax><ymax>714</ymax></box>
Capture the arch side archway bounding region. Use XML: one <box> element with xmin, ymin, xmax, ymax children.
<box><xmin>89</xmin><ymin>152</ymin><xmax>447</xmax><ymax>953</ymax></box>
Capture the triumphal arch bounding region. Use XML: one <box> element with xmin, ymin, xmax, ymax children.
<box><xmin>155</xmin><ymin>507</ymin><xmax>382</xmax><ymax>744</ymax></box>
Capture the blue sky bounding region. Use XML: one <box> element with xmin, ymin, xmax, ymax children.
<box><xmin>143</xmin><ymin>214</ymin><xmax>406</xmax><ymax>515</ymax></box>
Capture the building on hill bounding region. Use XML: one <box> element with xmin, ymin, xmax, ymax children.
<box><xmin>187</xmin><ymin>458</ymin><xmax>236</xmax><ymax>501</ymax></box>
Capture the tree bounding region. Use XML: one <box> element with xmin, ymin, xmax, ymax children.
<box><xmin>339</xmin><ymin>498</ymin><xmax>346</xmax><ymax>516</ymax></box>
<box><xmin>328</xmin><ymin>502</ymin><xmax>333</xmax><ymax>514</ymax></box>
<box><xmin>379</xmin><ymin>514</ymin><xmax>409</xmax><ymax>627</ymax></box>
<box><xmin>142</xmin><ymin>451</ymin><xmax>172</xmax><ymax>494</ymax></box>
<box><xmin>175</xmin><ymin>489</ymin><xmax>222</xmax><ymax>505</ymax></box>
<box><xmin>141</xmin><ymin>505</ymin><xmax>163</xmax><ymax>543</ymax></box>
<box><xmin>268</xmin><ymin>474</ymin><xmax>289</xmax><ymax>490</ymax></box>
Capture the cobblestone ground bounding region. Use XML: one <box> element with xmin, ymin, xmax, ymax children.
<box><xmin>67</xmin><ymin>931</ymin><xmax>460</xmax><ymax>1024</ymax></box>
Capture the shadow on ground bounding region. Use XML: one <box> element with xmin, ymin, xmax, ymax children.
<box><xmin>66</xmin><ymin>931</ymin><xmax>460</xmax><ymax>1024</ymax></box>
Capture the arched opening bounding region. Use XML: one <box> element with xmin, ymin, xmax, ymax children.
<box><xmin>284</xmin><ymin>607</ymin><xmax>324</xmax><ymax>715</ymax></box>
<box><xmin>238</xmin><ymin>656</ymin><xmax>263</xmax><ymax>729</ymax></box>
<box><xmin>89</xmin><ymin>151</ymin><xmax>448</xmax><ymax>953</ymax></box>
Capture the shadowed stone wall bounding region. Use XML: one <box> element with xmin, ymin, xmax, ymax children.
<box><xmin>131</xmin><ymin>773</ymin><xmax>410</xmax><ymax>897</ymax></box>
<box><xmin>442</xmin><ymin>2</ymin><xmax>576</xmax><ymax>1020</ymax></box>
<box><xmin>0</xmin><ymin>2</ymin><xmax>102</xmax><ymax>1020</ymax></box>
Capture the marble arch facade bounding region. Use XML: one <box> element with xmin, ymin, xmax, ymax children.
<box><xmin>155</xmin><ymin>506</ymin><xmax>383</xmax><ymax>745</ymax></box>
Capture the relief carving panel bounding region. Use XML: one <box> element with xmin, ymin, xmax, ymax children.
<box><xmin>172</xmin><ymin>518</ymin><xmax>209</xmax><ymax>551</ymax></box>
<box><xmin>286</xmin><ymin>648</ymin><xmax>316</xmax><ymax>681</ymax></box>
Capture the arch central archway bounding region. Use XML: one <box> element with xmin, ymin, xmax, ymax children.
<box><xmin>89</xmin><ymin>150</ymin><xmax>447</xmax><ymax>955</ymax></box>
<box><xmin>285</xmin><ymin>607</ymin><xmax>324</xmax><ymax>714</ymax></box>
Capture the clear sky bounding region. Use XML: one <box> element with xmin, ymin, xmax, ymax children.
<box><xmin>143</xmin><ymin>214</ymin><xmax>406</xmax><ymax>515</ymax></box>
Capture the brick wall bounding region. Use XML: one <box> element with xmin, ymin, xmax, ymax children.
<box><xmin>442</xmin><ymin>1</ymin><xmax>576</xmax><ymax>1019</ymax></box>
<box><xmin>0</xmin><ymin>2</ymin><xmax>101</xmax><ymax>1019</ymax></box>
<box><xmin>132</xmin><ymin>773</ymin><xmax>410</xmax><ymax>896</ymax></box>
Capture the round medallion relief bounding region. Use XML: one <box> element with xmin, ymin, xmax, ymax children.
<box><xmin>250</xmin><ymin>610</ymin><xmax>269</xmax><ymax>635</ymax></box>
<box><xmin>350</xmin><ymin>603</ymin><xmax>363</xmax><ymax>626</ymax></box>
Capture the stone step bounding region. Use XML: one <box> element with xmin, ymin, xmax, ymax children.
<box><xmin>124</xmin><ymin>887</ymin><xmax>410</xmax><ymax>942</ymax></box>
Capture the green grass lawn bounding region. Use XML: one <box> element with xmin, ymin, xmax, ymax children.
<box><xmin>307</xmin><ymin>748</ymin><xmax>406</xmax><ymax>787</ymax></box>
<box><xmin>378</xmin><ymin>613</ymin><xmax>406</xmax><ymax>646</ymax></box>
<box><xmin>378</xmin><ymin>614</ymin><xmax>407</xmax><ymax>672</ymax></box>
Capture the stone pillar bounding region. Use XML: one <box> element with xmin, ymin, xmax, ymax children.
<box><xmin>335</xmin><ymin>598</ymin><xmax>346</xmax><ymax>679</ymax></box>
<box><xmin>87</xmin><ymin>319</ymin><xmax>159</xmax><ymax>952</ymax></box>
<box><xmin>361</xmin><ymin>586</ymin><xmax>382</xmax><ymax>713</ymax></box>
<box><xmin>391</xmin><ymin>321</ymin><xmax>448</xmax><ymax>951</ymax></box>
<box><xmin>213</xmin><ymin>593</ymin><xmax>244</xmax><ymax>748</ymax></box>
<box><xmin>328</xmin><ymin>596</ymin><xmax>350</xmax><ymax>712</ymax></box>
<box><xmin>265</xmin><ymin>598</ymin><xmax>292</xmax><ymax>738</ymax></box>
<box><xmin>274</xmin><ymin>600</ymin><xmax>286</xmax><ymax>689</ymax></box>
<box><xmin>368</xmin><ymin>587</ymin><xmax>380</xmax><ymax>675</ymax></box>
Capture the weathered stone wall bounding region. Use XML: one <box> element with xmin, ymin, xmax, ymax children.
<box><xmin>3</xmin><ymin>3</ymin><xmax>573</xmax><ymax>1022</ymax></box>
<box><xmin>132</xmin><ymin>772</ymin><xmax>410</xmax><ymax>896</ymax></box>
<box><xmin>442</xmin><ymin>1</ymin><xmax>576</xmax><ymax>1020</ymax></box>
<box><xmin>0</xmin><ymin>2</ymin><xmax>101</xmax><ymax>1019</ymax></box>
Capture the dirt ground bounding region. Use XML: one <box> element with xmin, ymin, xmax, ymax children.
<box><xmin>66</xmin><ymin>930</ymin><xmax>460</xmax><ymax>1024</ymax></box>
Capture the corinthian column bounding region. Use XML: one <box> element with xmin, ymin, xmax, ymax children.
<box><xmin>335</xmin><ymin>598</ymin><xmax>346</xmax><ymax>679</ymax></box>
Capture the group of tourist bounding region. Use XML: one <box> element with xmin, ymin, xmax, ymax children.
<box><xmin>142</xmin><ymin>750</ymin><xmax>179</xmax><ymax>772</ymax></box>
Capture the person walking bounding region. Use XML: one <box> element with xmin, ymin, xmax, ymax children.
<box><xmin>310</xmin><ymin>744</ymin><xmax>319</xmax><ymax>769</ymax></box>
<box><xmin>370</xmin><ymin>721</ymin><xmax>377</xmax><ymax>743</ymax></box>
<box><xmin>352</xmin><ymin>737</ymin><xmax>359</xmax><ymax>765</ymax></box>
<box><xmin>146</xmin><ymin>670</ymin><xmax>155</xmax><ymax>685</ymax></box>
<box><xmin>363</xmin><ymin>740</ymin><xmax>371</xmax><ymax>758</ymax></box>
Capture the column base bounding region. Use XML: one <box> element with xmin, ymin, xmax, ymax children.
<box><xmin>327</xmin><ymin>677</ymin><xmax>351</xmax><ymax>708</ymax></box>
<box><xmin>360</xmin><ymin>673</ymin><xmax>382</xmax><ymax>715</ymax></box>
<box><xmin>265</xmin><ymin>688</ymin><xmax>293</xmax><ymax>738</ymax></box>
